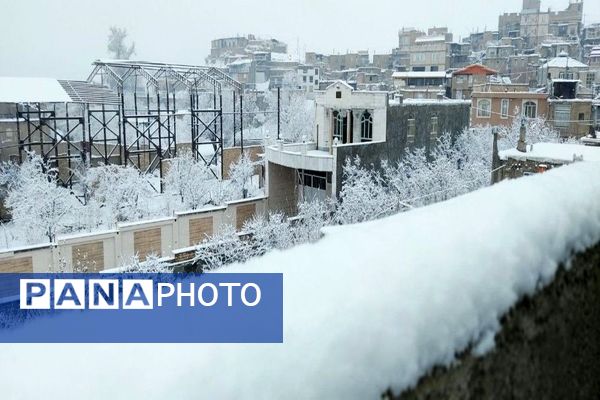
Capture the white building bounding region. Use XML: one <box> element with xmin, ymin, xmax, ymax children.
<box><xmin>264</xmin><ymin>81</ymin><xmax>388</xmax><ymax>213</ymax></box>
<box><xmin>296</xmin><ymin>65</ymin><xmax>320</xmax><ymax>93</ymax></box>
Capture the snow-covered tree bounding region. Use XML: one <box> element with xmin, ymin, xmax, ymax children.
<box><xmin>4</xmin><ymin>153</ymin><xmax>81</xmax><ymax>243</ymax></box>
<box><xmin>335</xmin><ymin>157</ymin><xmax>395</xmax><ymax>224</ymax></box>
<box><xmin>293</xmin><ymin>200</ymin><xmax>332</xmax><ymax>243</ymax></box>
<box><xmin>84</xmin><ymin>164</ymin><xmax>154</xmax><ymax>223</ymax></box>
<box><xmin>163</xmin><ymin>151</ymin><xmax>222</xmax><ymax>209</ymax></box>
<box><xmin>197</xmin><ymin>226</ymin><xmax>254</xmax><ymax>270</ymax></box>
<box><xmin>122</xmin><ymin>254</ymin><xmax>171</xmax><ymax>273</ymax></box>
<box><xmin>226</xmin><ymin>152</ymin><xmax>261</xmax><ymax>200</ymax></box>
<box><xmin>243</xmin><ymin>212</ymin><xmax>294</xmax><ymax>254</ymax></box>
<box><xmin>107</xmin><ymin>26</ymin><xmax>135</xmax><ymax>59</ymax></box>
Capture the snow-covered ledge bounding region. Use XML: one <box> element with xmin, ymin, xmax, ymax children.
<box><xmin>6</xmin><ymin>162</ymin><xmax>600</xmax><ymax>399</ymax></box>
<box><xmin>265</xmin><ymin>141</ymin><xmax>334</xmax><ymax>172</ymax></box>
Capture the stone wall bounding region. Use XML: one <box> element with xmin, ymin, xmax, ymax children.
<box><xmin>388</xmin><ymin>242</ymin><xmax>600</xmax><ymax>399</ymax></box>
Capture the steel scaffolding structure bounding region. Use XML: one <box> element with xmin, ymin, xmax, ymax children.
<box><xmin>14</xmin><ymin>80</ymin><xmax>121</xmax><ymax>187</ymax></box>
<box><xmin>4</xmin><ymin>62</ymin><xmax>277</xmax><ymax>193</ymax></box>
<box><xmin>87</xmin><ymin>60</ymin><xmax>243</xmax><ymax>181</ymax></box>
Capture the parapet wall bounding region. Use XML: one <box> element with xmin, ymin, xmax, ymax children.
<box><xmin>391</xmin><ymin>242</ymin><xmax>600</xmax><ymax>399</ymax></box>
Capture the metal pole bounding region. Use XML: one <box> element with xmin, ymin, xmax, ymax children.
<box><xmin>277</xmin><ymin>86</ymin><xmax>281</xmax><ymax>140</ymax></box>
<box><xmin>240</xmin><ymin>94</ymin><xmax>244</xmax><ymax>154</ymax></box>
<box><xmin>16</xmin><ymin>103</ymin><xmax>22</xmax><ymax>164</ymax></box>
<box><xmin>219</xmin><ymin>94</ymin><xmax>224</xmax><ymax>179</ymax></box>
<box><xmin>233</xmin><ymin>90</ymin><xmax>237</xmax><ymax>147</ymax></box>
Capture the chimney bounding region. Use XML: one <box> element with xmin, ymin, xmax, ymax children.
<box><xmin>517</xmin><ymin>119</ymin><xmax>527</xmax><ymax>152</ymax></box>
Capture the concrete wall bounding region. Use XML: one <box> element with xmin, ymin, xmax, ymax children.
<box><xmin>390</xmin><ymin>241</ymin><xmax>600</xmax><ymax>399</ymax></box>
<box><xmin>0</xmin><ymin>197</ymin><xmax>266</xmax><ymax>272</ymax></box>
<box><xmin>333</xmin><ymin>101</ymin><xmax>471</xmax><ymax>194</ymax></box>
<box><xmin>266</xmin><ymin>161</ymin><xmax>298</xmax><ymax>215</ymax></box>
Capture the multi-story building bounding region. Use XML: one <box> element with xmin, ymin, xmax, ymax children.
<box><xmin>327</xmin><ymin>52</ymin><xmax>370</xmax><ymax>71</ymax></box>
<box><xmin>296</xmin><ymin>65</ymin><xmax>320</xmax><ymax>93</ymax></box>
<box><xmin>392</xmin><ymin>71</ymin><xmax>448</xmax><ymax>99</ymax></box>
<box><xmin>448</xmin><ymin>42</ymin><xmax>471</xmax><ymax>69</ymax></box>
<box><xmin>484</xmin><ymin>45</ymin><xmax>540</xmax><ymax>85</ymax></box>
<box><xmin>207</xmin><ymin>34</ymin><xmax>288</xmax><ymax>66</ymax></box>
<box><xmin>498</xmin><ymin>0</ymin><xmax>583</xmax><ymax>50</ymax></box>
<box><xmin>409</xmin><ymin>30</ymin><xmax>453</xmax><ymax>72</ymax></box>
<box><xmin>395</xmin><ymin>28</ymin><xmax>426</xmax><ymax>71</ymax></box>
<box><xmin>465</xmin><ymin>31</ymin><xmax>499</xmax><ymax>52</ymax></box>
<box><xmin>471</xmin><ymin>83</ymin><xmax>549</xmax><ymax>126</ymax></box>
<box><xmin>372</xmin><ymin>54</ymin><xmax>393</xmax><ymax>70</ymax></box>
<box><xmin>583</xmin><ymin>24</ymin><xmax>600</xmax><ymax>61</ymax></box>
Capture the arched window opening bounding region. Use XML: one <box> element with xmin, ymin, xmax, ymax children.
<box><xmin>523</xmin><ymin>101</ymin><xmax>537</xmax><ymax>119</ymax></box>
<box><xmin>360</xmin><ymin>110</ymin><xmax>373</xmax><ymax>142</ymax></box>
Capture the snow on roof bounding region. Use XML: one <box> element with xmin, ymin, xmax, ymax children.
<box><xmin>499</xmin><ymin>142</ymin><xmax>600</xmax><ymax>163</ymax></box>
<box><xmin>228</xmin><ymin>58</ymin><xmax>253</xmax><ymax>66</ymax></box>
<box><xmin>0</xmin><ymin>77</ymin><xmax>72</xmax><ymax>103</ymax></box>
<box><xmin>414</xmin><ymin>35</ymin><xmax>446</xmax><ymax>43</ymax></box>
<box><xmin>392</xmin><ymin>71</ymin><xmax>448</xmax><ymax>79</ymax></box>
<box><xmin>270</xmin><ymin>52</ymin><xmax>297</xmax><ymax>62</ymax></box>
<box><xmin>6</xmin><ymin>162</ymin><xmax>600</xmax><ymax>398</ymax></box>
<box><xmin>541</xmin><ymin>56</ymin><xmax>588</xmax><ymax>69</ymax></box>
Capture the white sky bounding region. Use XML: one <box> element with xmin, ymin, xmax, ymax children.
<box><xmin>0</xmin><ymin>0</ymin><xmax>598</xmax><ymax>79</ymax></box>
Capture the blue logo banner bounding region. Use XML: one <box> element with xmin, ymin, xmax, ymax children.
<box><xmin>0</xmin><ymin>273</ymin><xmax>283</xmax><ymax>343</ymax></box>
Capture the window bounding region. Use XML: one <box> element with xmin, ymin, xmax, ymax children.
<box><xmin>315</xmin><ymin>68</ymin><xmax>319</xmax><ymax>75</ymax></box>
<box><xmin>303</xmin><ymin>76</ymin><xmax>307</xmax><ymax>82</ymax></box>
<box><xmin>559</xmin><ymin>71</ymin><xmax>574</xmax><ymax>79</ymax></box>
<box><xmin>333</xmin><ymin>110</ymin><xmax>347</xmax><ymax>142</ymax></box>
<box><xmin>360</xmin><ymin>110</ymin><xmax>373</xmax><ymax>142</ymax></box>
<box><xmin>523</xmin><ymin>101</ymin><xmax>537</xmax><ymax>118</ymax></box>
<box><xmin>579</xmin><ymin>113</ymin><xmax>585</xmax><ymax>120</ymax></box>
<box><xmin>586</xmin><ymin>73</ymin><xmax>595</xmax><ymax>89</ymax></box>
<box><xmin>335</xmin><ymin>91</ymin><xmax>342</xmax><ymax>99</ymax></box>
<box><xmin>554</xmin><ymin>104</ymin><xmax>571</xmax><ymax>128</ymax></box>
<box><xmin>298</xmin><ymin>169</ymin><xmax>327</xmax><ymax>190</ymax></box>
<box><xmin>477</xmin><ymin>99</ymin><xmax>491</xmax><ymax>118</ymax></box>
<box><xmin>309</xmin><ymin>76</ymin><xmax>313</xmax><ymax>83</ymax></box>
<box><xmin>501</xmin><ymin>99</ymin><xmax>509</xmax><ymax>118</ymax></box>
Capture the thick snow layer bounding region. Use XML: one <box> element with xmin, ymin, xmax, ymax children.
<box><xmin>2</xmin><ymin>162</ymin><xmax>600</xmax><ymax>399</ymax></box>
<box><xmin>0</xmin><ymin>77</ymin><xmax>72</xmax><ymax>103</ymax></box>
<box><xmin>499</xmin><ymin>142</ymin><xmax>600</xmax><ymax>163</ymax></box>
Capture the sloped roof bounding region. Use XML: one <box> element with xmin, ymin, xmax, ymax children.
<box><xmin>454</xmin><ymin>64</ymin><xmax>498</xmax><ymax>76</ymax></box>
<box><xmin>542</xmin><ymin>56</ymin><xmax>588</xmax><ymax>69</ymax></box>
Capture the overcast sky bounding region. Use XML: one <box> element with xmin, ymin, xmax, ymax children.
<box><xmin>0</xmin><ymin>0</ymin><xmax>598</xmax><ymax>79</ymax></box>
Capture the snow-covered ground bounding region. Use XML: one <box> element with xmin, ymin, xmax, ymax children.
<box><xmin>1</xmin><ymin>161</ymin><xmax>600</xmax><ymax>399</ymax></box>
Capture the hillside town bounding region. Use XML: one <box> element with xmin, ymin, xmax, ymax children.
<box><xmin>1</xmin><ymin>0</ymin><xmax>600</xmax><ymax>399</ymax></box>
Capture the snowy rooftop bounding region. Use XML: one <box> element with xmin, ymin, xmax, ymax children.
<box><xmin>0</xmin><ymin>77</ymin><xmax>72</xmax><ymax>103</ymax></box>
<box><xmin>414</xmin><ymin>35</ymin><xmax>446</xmax><ymax>43</ymax></box>
<box><xmin>5</xmin><ymin>162</ymin><xmax>600</xmax><ymax>398</ymax></box>
<box><xmin>499</xmin><ymin>143</ymin><xmax>600</xmax><ymax>164</ymax></box>
<box><xmin>541</xmin><ymin>56</ymin><xmax>588</xmax><ymax>69</ymax></box>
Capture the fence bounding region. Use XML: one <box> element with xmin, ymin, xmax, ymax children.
<box><xmin>0</xmin><ymin>196</ymin><xmax>266</xmax><ymax>272</ymax></box>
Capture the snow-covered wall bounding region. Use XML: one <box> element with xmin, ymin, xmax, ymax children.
<box><xmin>0</xmin><ymin>197</ymin><xmax>267</xmax><ymax>271</ymax></box>
<box><xmin>1</xmin><ymin>162</ymin><xmax>599</xmax><ymax>399</ymax></box>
